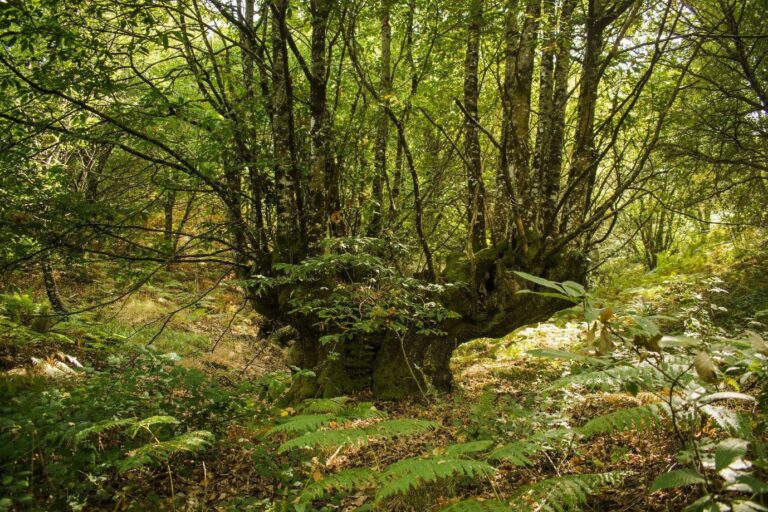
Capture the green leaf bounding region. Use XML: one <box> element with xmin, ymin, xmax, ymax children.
<box><xmin>726</xmin><ymin>475</ymin><xmax>768</xmax><ymax>494</ymax></box>
<box><xmin>513</xmin><ymin>271</ymin><xmax>566</xmax><ymax>293</ymax></box>
<box><xmin>650</xmin><ymin>469</ymin><xmax>706</xmax><ymax>491</ymax></box>
<box><xmin>516</xmin><ymin>290</ymin><xmax>580</xmax><ymax>303</ymax></box>
<box><xmin>561</xmin><ymin>281</ymin><xmax>586</xmax><ymax>297</ymax></box>
<box><xmin>715</xmin><ymin>438</ymin><xmax>748</xmax><ymax>472</ymax></box>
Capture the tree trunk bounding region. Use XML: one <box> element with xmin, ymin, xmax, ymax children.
<box><xmin>367</xmin><ymin>0</ymin><xmax>391</xmax><ymax>237</ymax></box>
<box><xmin>163</xmin><ymin>189</ymin><xmax>176</xmax><ymax>252</ymax></box>
<box><xmin>41</xmin><ymin>255</ymin><xmax>67</xmax><ymax>316</ymax></box>
<box><xmin>463</xmin><ymin>0</ymin><xmax>487</xmax><ymax>253</ymax></box>
<box><xmin>271</xmin><ymin>0</ymin><xmax>304</xmax><ymax>263</ymax></box>
<box><xmin>307</xmin><ymin>0</ymin><xmax>334</xmax><ymax>251</ymax></box>
<box><xmin>284</xmin><ymin>243</ymin><xmax>585</xmax><ymax>401</ymax></box>
<box><xmin>539</xmin><ymin>0</ymin><xmax>576</xmax><ymax>238</ymax></box>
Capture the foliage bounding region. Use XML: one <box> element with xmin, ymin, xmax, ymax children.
<box><xmin>1</xmin><ymin>292</ymin><xmax>55</xmax><ymax>332</ymax></box>
<box><xmin>512</xmin><ymin>271</ymin><xmax>768</xmax><ymax>512</ymax></box>
<box><xmin>508</xmin><ymin>472</ymin><xmax>629</xmax><ymax>512</ymax></box>
<box><xmin>255</xmin><ymin>237</ymin><xmax>459</xmax><ymax>349</ymax></box>
<box><xmin>0</xmin><ymin>344</ymin><xmax>260</xmax><ymax>510</ymax></box>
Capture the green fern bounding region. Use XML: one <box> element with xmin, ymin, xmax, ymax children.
<box><xmin>487</xmin><ymin>439</ymin><xmax>542</xmax><ymax>466</ymax></box>
<box><xmin>488</xmin><ymin>428</ymin><xmax>573</xmax><ymax>466</ymax></box>
<box><xmin>116</xmin><ymin>430</ymin><xmax>214</xmax><ymax>473</ymax></box>
<box><xmin>298</xmin><ymin>467</ymin><xmax>376</xmax><ymax>504</ymax></box>
<box><xmin>74</xmin><ymin>418</ymin><xmax>136</xmax><ymax>444</ymax></box>
<box><xmin>278</xmin><ymin>418</ymin><xmax>437</xmax><ymax>453</ymax></box>
<box><xmin>700</xmin><ymin>404</ymin><xmax>750</xmax><ymax>436</ymax></box>
<box><xmin>270</xmin><ymin>414</ymin><xmax>334</xmax><ymax>434</ymax></box>
<box><xmin>302</xmin><ymin>396</ymin><xmax>350</xmax><ymax>414</ymax></box>
<box><xmin>271</xmin><ymin>402</ymin><xmax>384</xmax><ymax>435</ymax></box>
<box><xmin>438</xmin><ymin>498</ymin><xmax>512</xmax><ymax>511</ymax></box>
<box><xmin>127</xmin><ymin>415</ymin><xmax>180</xmax><ymax>437</ymax></box>
<box><xmin>509</xmin><ymin>472</ymin><xmax>629</xmax><ymax>511</ymax></box>
<box><xmin>364</xmin><ymin>418</ymin><xmax>438</xmax><ymax>437</ymax></box>
<box><xmin>579</xmin><ymin>403</ymin><xmax>669</xmax><ymax>438</ymax></box>
<box><xmin>548</xmin><ymin>364</ymin><xmax>670</xmax><ymax>391</ymax></box>
<box><xmin>278</xmin><ymin>427</ymin><xmax>369</xmax><ymax>453</ymax></box>
<box><xmin>376</xmin><ymin>457</ymin><xmax>494</xmax><ymax>502</ymax></box>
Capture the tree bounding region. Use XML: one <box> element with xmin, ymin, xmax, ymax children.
<box><xmin>3</xmin><ymin>0</ymin><xmax>753</xmax><ymax>400</ymax></box>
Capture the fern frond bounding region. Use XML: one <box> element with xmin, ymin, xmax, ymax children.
<box><xmin>272</xmin><ymin>402</ymin><xmax>384</xmax><ymax>436</ymax></box>
<box><xmin>487</xmin><ymin>439</ymin><xmax>541</xmax><ymax>466</ymax></box>
<box><xmin>438</xmin><ymin>498</ymin><xmax>512</xmax><ymax>511</ymax></box>
<box><xmin>364</xmin><ymin>418</ymin><xmax>438</xmax><ymax>438</ymax></box>
<box><xmin>488</xmin><ymin>428</ymin><xmax>573</xmax><ymax>466</ymax></box>
<box><xmin>278</xmin><ymin>427</ymin><xmax>368</xmax><ymax>453</ymax></box>
<box><xmin>579</xmin><ymin>403</ymin><xmax>669</xmax><ymax>438</ymax></box>
<box><xmin>270</xmin><ymin>414</ymin><xmax>334</xmax><ymax>434</ymax></box>
<box><xmin>117</xmin><ymin>430</ymin><xmax>214</xmax><ymax>473</ymax></box>
<box><xmin>74</xmin><ymin>418</ymin><xmax>136</xmax><ymax>444</ymax></box>
<box><xmin>302</xmin><ymin>397</ymin><xmax>350</xmax><ymax>414</ymax></box>
<box><xmin>376</xmin><ymin>457</ymin><xmax>494</xmax><ymax>502</ymax></box>
<box><xmin>548</xmin><ymin>364</ymin><xmax>670</xmax><ymax>391</ymax></box>
<box><xmin>700</xmin><ymin>404</ymin><xmax>749</xmax><ymax>435</ymax></box>
<box><xmin>127</xmin><ymin>415</ymin><xmax>180</xmax><ymax>437</ymax></box>
<box><xmin>278</xmin><ymin>418</ymin><xmax>436</xmax><ymax>453</ymax></box>
<box><xmin>299</xmin><ymin>468</ymin><xmax>376</xmax><ymax>504</ymax></box>
<box><xmin>509</xmin><ymin>472</ymin><xmax>629</xmax><ymax>511</ymax></box>
<box><xmin>338</xmin><ymin>402</ymin><xmax>386</xmax><ymax>420</ymax></box>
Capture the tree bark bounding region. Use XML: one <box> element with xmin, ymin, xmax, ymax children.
<box><xmin>367</xmin><ymin>0</ymin><xmax>391</xmax><ymax>237</ymax></box>
<box><xmin>41</xmin><ymin>255</ymin><xmax>67</xmax><ymax>316</ymax></box>
<box><xmin>539</xmin><ymin>0</ymin><xmax>576</xmax><ymax>238</ymax></box>
<box><xmin>463</xmin><ymin>0</ymin><xmax>487</xmax><ymax>252</ymax></box>
<box><xmin>307</xmin><ymin>0</ymin><xmax>335</xmax><ymax>251</ymax></box>
<box><xmin>271</xmin><ymin>0</ymin><xmax>304</xmax><ymax>263</ymax></box>
<box><xmin>499</xmin><ymin>0</ymin><xmax>540</xmax><ymax>249</ymax></box>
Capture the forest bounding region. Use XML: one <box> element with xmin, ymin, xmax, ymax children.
<box><xmin>0</xmin><ymin>0</ymin><xmax>767</xmax><ymax>510</ymax></box>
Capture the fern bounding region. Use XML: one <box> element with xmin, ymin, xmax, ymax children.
<box><xmin>509</xmin><ymin>472</ymin><xmax>628</xmax><ymax>511</ymax></box>
<box><xmin>487</xmin><ymin>439</ymin><xmax>542</xmax><ymax>466</ymax></box>
<box><xmin>116</xmin><ymin>430</ymin><xmax>214</xmax><ymax>473</ymax></box>
<box><xmin>488</xmin><ymin>428</ymin><xmax>573</xmax><ymax>466</ymax></box>
<box><xmin>278</xmin><ymin>427</ymin><xmax>368</xmax><ymax>453</ymax></box>
<box><xmin>700</xmin><ymin>404</ymin><xmax>749</xmax><ymax>436</ymax></box>
<box><xmin>438</xmin><ymin>498</ymin><xmax>512</xmax><ymax>511</ymax></box>
<box><xmin>298</xmin><ymin>467</ymin><xmax>376</xmax><ymax>504</ymax></box>
<box><xmin>548</xmin><ymin>364</ymin><xmax>669</xmax><ymax>391</ymax></box>
<box><xmin>74</xmin><ymin>418</ymin><xmax>136</xmax><ymax>444</ymax></box>
<box><xmin>271</xmin><ymin>402</ymin><xmax>384</xmax><ymax>435</ymax></box>
<box><xmin>302</xmin><ymin>397</ymin><xmax>350</xmax><ymax>414</ymax></box>
<box><xmin>579</xmin><ymin>403</ymin><xmax>670</xmax><ymax>438</ymax></box>
<box><xmin>376</xmin><ymin>457</ymin><xmax>494</xmax><ymax>502</ymax></box>
<box><xmin>270</xmin><ymin>414</ymin><xmax>334</xmax><ymax>434</ymax></box>
<box><xmin>278</xmin><ymin>418</ymin><xmax>437</xmax><ymax>453</ymax></box>
<box><xmin>364</xmin><ymin>418</ymin><xmax>438</xmax><ymax>437</ymax></box>
<box><xmin>127</xmin><ymin>415</ymin><xmax>180</xmax><ymax>437</ymax></box>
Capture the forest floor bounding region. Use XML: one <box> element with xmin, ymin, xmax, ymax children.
<box><xmin>1</xmin><ymin>239</ymin><xmax>767</xmax><ymax>511</ymax></box>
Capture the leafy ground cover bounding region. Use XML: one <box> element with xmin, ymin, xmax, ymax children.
<box><xmin>1</xmin><ymin>243</ymin><xmax>767</xmax><ymax>511</ymax></box>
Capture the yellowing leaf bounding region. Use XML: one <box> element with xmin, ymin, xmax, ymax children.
<box><xmin>694</xmin><ymin>351</ymin><xmax>718</xmax><ymax>383</ymax></box>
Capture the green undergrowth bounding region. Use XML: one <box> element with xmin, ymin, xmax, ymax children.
<box><xmin>2</xmin><ymin>242</ymin><xmax>768</xmax><ymax>511</ymax></box>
